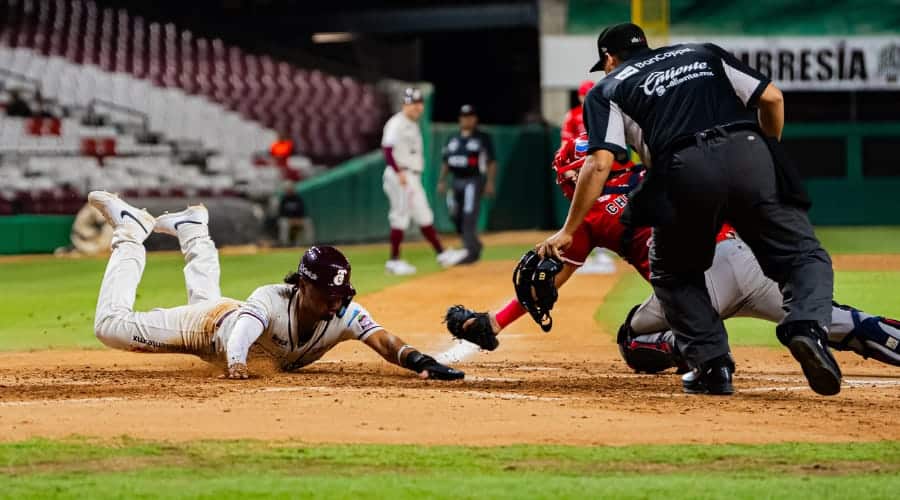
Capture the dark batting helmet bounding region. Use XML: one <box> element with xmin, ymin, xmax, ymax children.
<box><xmin>295</xmin><ymin>246</ymin><xmax>357</xmax><ymax>306</ymax></box>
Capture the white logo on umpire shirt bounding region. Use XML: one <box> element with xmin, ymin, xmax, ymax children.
<box><xmin>615</xmin><ymin>66</ymin><xmax>640</xmax><ymax>81</ymax></box>
<box><xmin>641</xmin><ymin>62</ymin><xmax>714</xmax><ymax>96</ymax></box>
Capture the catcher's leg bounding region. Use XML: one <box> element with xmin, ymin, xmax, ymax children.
<box><xmin>156</xmin><ymin>205</ymin><xmax>221</xmax><ymax>305</ymax></box>
<box><xmin>729</xmin><ymin>243</ymin><xmax>900</xmax><ymax>367</ymax></box>
<box><xmin>829</xmin><ymin>304</ymin><xmax>900</xmax><ymax>367</ymax></box>
<box><xmin>618</xmin><ymin>305</ymin><xmax>685</xmax><ymax>373</ymax></box>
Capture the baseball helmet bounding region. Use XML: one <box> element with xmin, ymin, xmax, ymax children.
<box><xmin>297</xmin><ymin>246</ymin><xmax>357</xmax><ymax>304</ymax></box>
<box><xmin>402</xmin><ymin>87</ymin><xmax>424</xmax><ymax>104</ymax></box>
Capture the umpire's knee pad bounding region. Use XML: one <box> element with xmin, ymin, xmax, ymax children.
<box><xmin>617</xmin><ymin>305</ymin><xmax>679</xmax><ymax>374</ymax></box>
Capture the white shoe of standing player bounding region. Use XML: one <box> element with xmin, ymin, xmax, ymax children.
<box><xmin>88</xmin><ymin>191</ymin><xmax>156</xmax><ymax>244</ymax></box>
<box><xmin>575</xmin><ymin>249</ymin><xmax>617</xmax><ymax>275</ymax></box>
<box><xmin>155</xmin><ymin>205</ymin><xmax>209</xmax><ymax>237</ymax></box>
<box><xmin>385</xmin><ymin>259</ymin><xmax>417</xmax><ymax>275</ymax></box>
<box><xmin>437</xmin><ymin>248</ymin><xmax>468</xmax><ymax>268</ymax></box>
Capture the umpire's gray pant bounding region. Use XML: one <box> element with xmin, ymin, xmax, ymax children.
<box><xmin>450</xmin><ymin>176</ymin><xmax>484</xmax><ymax>261</ymax></box>
<box><xmin>649</xmin><ymin>130</ymin><xmax>833</xmax><ymax>368</ymax></box>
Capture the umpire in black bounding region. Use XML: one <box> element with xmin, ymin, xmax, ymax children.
<box><xmin>437</xmin><ymin>104</ymin><xmax>497</xmax><ymax>264</ymax></box>
<box><xmin>537</xmin><ymin>23</ymin><xmax>842</xmax><ymax>396</ymax></box>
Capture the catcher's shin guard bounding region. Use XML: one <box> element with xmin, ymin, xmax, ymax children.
<box><xmin>832</xmin><ymin>303</ymin><xmax>900</xmax><ymax>367</ymax></box>
<box><xmin>617</xmin><ymin>305</ymin><xmax>685</xmax><ymax>373</ymax></box>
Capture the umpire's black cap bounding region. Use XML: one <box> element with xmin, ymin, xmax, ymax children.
<box><xmin>589</xmin><ymin>23</ymin><xmax>648</xmax><ymax>72</ymax></box>
<box><xmin>459</xmin><ymin>104</ymin><xmax>477</xmax><ymax>116</ymax></box>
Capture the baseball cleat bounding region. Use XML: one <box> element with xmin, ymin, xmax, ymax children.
<box><xmin>437</xmin><ymin>248</ymin><xmax>468</xmax><ymax>268</ymax></box>
<box><xmin>88</xmin><ymin>191</ymin><xmax>156</xmax><ymax>240</ymax></box>
<box><xmin>682</xmin><ymin>355</ymin><xmax>734</xmax><ymax>395</ymax></box>
<box><xmin>788</xmin><ymin>334</ymin><xmax>842</xmax><ymax>396</ymax></box>
<box><xmin>155</xmin><ymin>205</ymin><xmax>209</xmax><ymax>237</ymax></box>
<box><xmin>777</xmin><ymin>321</ymin><xmax>842</xmax><ymax>396</ymax></box>
<box><xmin>385</xmin><ymin>259</ymin><xmax>417</xmax><ymax>275</ymax></box>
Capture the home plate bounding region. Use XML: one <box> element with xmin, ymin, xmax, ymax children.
<box><xmin>435</xmin><ymin>341</ymin><xmax>481</xmax><ymax>364</ymax></box>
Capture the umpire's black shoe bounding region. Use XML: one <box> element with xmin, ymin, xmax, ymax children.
<box><xmin>682</xmin><ymin>354</ymin><xmax>734</xmax><ymax>395</ymax></box>
<box><xmin>777</xmin><ymin>321</ymin><xmax>842</xmax><ymax>396</ymax></box>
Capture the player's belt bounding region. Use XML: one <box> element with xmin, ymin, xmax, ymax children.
<box><xmin>215</xmin><ymin>309</ymin><xmax>237</xmax><ymax>329</ymax></box>
<box><xmin>664</xmin><ymin>122</ymin><xmax>759</xmax><ymax>155</ymax></box>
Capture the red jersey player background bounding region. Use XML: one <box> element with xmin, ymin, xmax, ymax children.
<box><xmin>444</xmin><ymin>133</ymin><xmax>900</xmax><ymax>375</ymax></box>
<box><xmin>561</xmin><ymin>80</ymin><xmax>594</xmax><ymax>141</ymax></box>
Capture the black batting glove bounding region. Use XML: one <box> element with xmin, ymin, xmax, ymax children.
<box><xmin>403</xmin><ymin>351</ymin><xmax>465</xmax><ymax>381</ymax></box>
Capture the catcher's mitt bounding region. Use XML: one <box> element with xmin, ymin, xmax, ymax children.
<box><xmin>513</xmin><ymin>250</ymin><xmax>563</xmax><ymax>332</ymax></box>
<box><xmin>444</xmin><ymin>305</ymin><xmax>499</xmax><ymax>351</ymax></box>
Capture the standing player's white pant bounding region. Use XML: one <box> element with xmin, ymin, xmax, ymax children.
<box><xmin>383</xmin><ymin>168</ymin><xmax>434</xmax><ymax>230</ymax></box>
<box><xmin>630</xmin><ymin>238</ymin><xmax>858</xmax><ymax>344</ymax></box>
<box><xmin>93</xmin><ymin>233</ymin><xmax>238</xmax><ymax>362</ymax></box>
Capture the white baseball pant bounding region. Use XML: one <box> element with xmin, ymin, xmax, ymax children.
<box><xmin>382</xmin><ymin>168</ymin><xmax>434</xmax><ymax>230</ymax></box>
<box><xmin>93</xmin><ymin>231</ymin><xmax>238</xmax><ymax>362</ymax></box>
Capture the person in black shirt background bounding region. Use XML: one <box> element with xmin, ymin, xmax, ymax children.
<box><xmin>438</xmin><ymin>105</ymin><xmax>497</xmax><ymax>264</ymax></box>
<box><xmin>537</xmin><ymin>23</ymin><xmax>841</xmax><ymax>397</ymax></box>
<box><xmin>277</xmin><ymin>181</ymin><xmax>313</xmax><ymax>247</ymax></box>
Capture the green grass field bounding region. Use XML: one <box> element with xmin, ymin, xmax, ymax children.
<box><xmin>2</xmin><ymin>227</ymin><xmax>896</xmax><ymax>350</ymax></box>
<box><xmin>2</xmin><ymin>439</ymin><xmax>900</xmax><ymax>499</ymax></box>
<box><xmin>1</xmin><ymin>227</ymin><xmax>899</xmax><ymax>498</ymax></box>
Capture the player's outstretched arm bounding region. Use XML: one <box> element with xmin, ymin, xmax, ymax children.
<box><xmin>222</xmin><ymin>314</ymin><xmax>266</xmax><ymax>379</ymax></box>
<box><xmin>363</xmin><ymin>329</ymin><xmax>464</xmax><ymax>380</ymax></box>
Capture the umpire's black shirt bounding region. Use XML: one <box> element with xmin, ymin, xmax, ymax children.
<box><xmin>583</xmin><ymin>43</ymin><xmax>770</xmax><ymax>166</ymax></box>
<box><xmin>443</xmin><ymin>130</ymin><xmax>495</xmax><ymax>178</ymax></box>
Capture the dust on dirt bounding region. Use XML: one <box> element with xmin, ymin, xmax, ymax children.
<box><xmin>1</xmin><ymin>256</ymin><xmax>899</xmax><ymax>445</ymax></box>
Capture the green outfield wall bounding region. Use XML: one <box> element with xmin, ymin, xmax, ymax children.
<box><xmin>0</xmin><ymin>215</ymin><xmax>73</xmax><ymax>255</ymax></box>
<box><xmin>297</xmin><ymin>120</ymin><xmax>900</xmax><ymax>244</ymax></box>
<box><xmin>297</xmin><ymin>124</ymin><xmax>563</xmax><ymax>244</ymax></box>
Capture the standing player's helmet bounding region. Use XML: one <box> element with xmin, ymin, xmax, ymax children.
<box><xmin>402</xmin><ymin>87</ymin><xmax>424</xmax><ymax>104</ymax></box>
<box><xmin>296</xmin><ymin>246</ymin><xmax>357</xmax><ymax>309</ymax></box>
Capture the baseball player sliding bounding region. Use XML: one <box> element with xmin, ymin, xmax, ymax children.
<box><xmin>445</xmin><ymin>134</ymin><xmax>900</xmax><ymax>382</ymax></box>
<box><xmin>88</xmin><ymin>191</ymin><xmax>464</xmax><ymax>381</ymax></box>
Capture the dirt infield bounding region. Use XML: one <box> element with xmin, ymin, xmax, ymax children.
<box><xmin>2</xmin><ymin>257</ymin><xmax>899</xmax><ymax>446</ymax></box>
